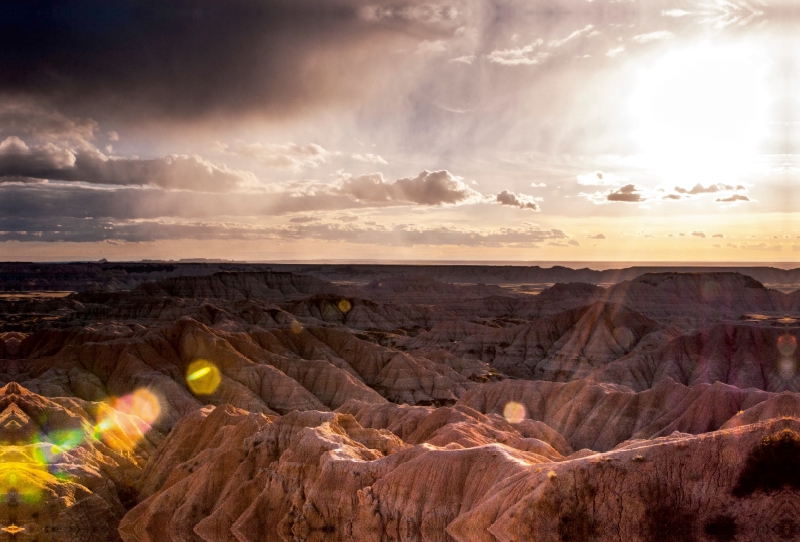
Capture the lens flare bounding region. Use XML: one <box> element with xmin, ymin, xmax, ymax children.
<box><xmin>503</xmin><ymin>402</ymin><xmax>526</xmax><ymax>424</ymax></box>
<box><xmin>778</xmin><ymin>335</ymin><xmax>797</xmax><ymax>357</ymax></box>
<box><xmin>113</xmin><ymin>389</ymin><xmax>161</xmax><ymax>427</ymax></box>
<box><xmin>32</xmin><ymin>429</ymin><xmax>85</xmax><ymax>465</ymax></box>
<box><xmin>187</xmin><ymin>367</ymin><xmax>211</xmax><ymax>381</ymax></box>
<box><xmin>90</xmin><ymin>389</ymin><xmax>162</xmax><ymax>452</ymax></box>
<box><xmin>186</xmin><ymin>359</ymin><xmax>222</xmax><ymax>395</ymax></box>
<box><xmin>0</xmin><ymin>465</ymin><xmax>53</xmax><ymax>505</ymax></box>
<box><xmin>778</xmin><ymin>334</ymin><xmax>798</xmax><ymax>380</ymax></box>
<box><xmin>338</xmin><ymin>299</ymin><xmax>352</xmax><ymax>313</ymax></box>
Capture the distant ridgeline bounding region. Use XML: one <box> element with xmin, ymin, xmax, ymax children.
<box><xmin>3</xmin><ymin>261</ymin><xmax>800</xmax><ymax>292</ymax></box>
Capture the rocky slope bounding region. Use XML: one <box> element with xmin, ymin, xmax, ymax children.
<box><xmin>0</xmin><ymin>382</ymin><xmax>161</xmax><ymax>541</ymax></box>
<box><xmin>402</xmin><ymin>301</ymin><xmax>678</xmax><ymax>380</ymax></box>
<box><xmin>1</xmin><ymin>266</ymin><xmax>800</xmax><ymax>541</ymax></box>
<box><xmin>117</xmin><ymin>390</ymin><xmax>800</xmax><ymax>542</ymax></box>
<box><xmin>590</xmin><ymin>324</ymin><xmax>800</xmax><ymax>392</ymax></box>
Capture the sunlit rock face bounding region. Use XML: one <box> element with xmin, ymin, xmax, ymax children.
<box><xmin>0</xmin><ymin>383</ymin><xmax>159</xmax><ymax>541</ymax></box>
<box><xmin>3</xmin><ymin>265</ymin><xmax>800</xmax><ymax>540</ymax></box>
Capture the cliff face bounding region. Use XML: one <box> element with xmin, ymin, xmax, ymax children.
<box><xmin>1</xmin><ymin>267</ymin><xmax>800</xmax><ymax>541</ymax></box>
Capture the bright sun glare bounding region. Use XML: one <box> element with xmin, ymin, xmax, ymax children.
<box><xmin>631</xmin><ymin>42</ymin><xmax>772</xmax><ymax>185</ymax></box>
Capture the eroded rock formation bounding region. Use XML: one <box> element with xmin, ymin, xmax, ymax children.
<box><xmin>0</xmin><ymin>265</ymin><xmax>799</xmax><ymax>540</ymax></box>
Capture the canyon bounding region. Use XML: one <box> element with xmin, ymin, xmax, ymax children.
<box><xmin>1</xmin><ymin>263</ymin><xmax>800</xmax><ymax>541</ymax></box>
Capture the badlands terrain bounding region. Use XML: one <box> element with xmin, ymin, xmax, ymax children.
<box><xmin>1</xmin><ymin>262</ymin><xmax>800</xmax><ymax>541</ymax></box>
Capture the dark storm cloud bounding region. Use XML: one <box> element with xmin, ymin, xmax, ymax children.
<box><xmin>0</xmin><ymin>136</ymin><xmax>256</xmax><ymax>191</ymax></box>
<box><xmin>0</xmin><ymin>0</ymin><xmax>468</xmax><ymax>123</ymax></box>
<box><xmin>0</xmin><ymin>214</ymin><xmax>568</xmax><ymax>247</ymax></box>
<box><xmin>0</xmin><ymin>169</ymin><xmax>484</xmax><ymax>229</ymax></box>
<box><xmin>0</xmin><ymin>183</ymin><xmax>346</xmax><ymax>224</ymax></box>
<box><xmin>495</xmin><ymin>190</ymin><xmax>540</xmax><ymax>211</ymax></box>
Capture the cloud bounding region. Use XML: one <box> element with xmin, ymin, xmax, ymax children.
<box><xmin>289</xmin><ymin>216</ymin><xmax>320</xmax><ymax>223</ymax></box>
<box><xmin>712</xmin><ymin>244</ymin><xmax>720</xmax><ymax>248</ymax></box>
<box><xmin>605</xmin><ymin>46</ymin><xmax>625</xmax><ymax>57</ymax></box>
<box><xmin>546</xmin><ymin>25</ymin><xmax>595</xmax><ymax>49</ymax></box>
<box><xmin>674</xmin><ymin>183</ymin><xmax>736</xmax><ymax>195</ymax></box>
<box><xmin>588</xmin><ymin>233</ymin><xmax>605</xmax><ymax>239</ymax></box>
<box><xmin>0</xmin><ymin>101</ymin><xmax>98</xmax><ymax>149</ymax></box>
<box><xmin>0</xmin><ymin>166</ymin><xmax>494</xmax><ymax>230</ymax></box>
<box><xmin>0</xmin><ymin>137</ymin><xmax>257</xmax><ymax>192</ymax></box>
<box><xmin>712</xmin><ymin>233</ymin><xmax>724</xmax><ymax>238</ymax></box>
<box><xmin>580</xmin><ymin>184</ymin><xmax>648</xmax><ymax>204</ymax></box>
<box><xmin>663</xmin><ymin>183</ymin><xmax>751</xmax><ymax>203</ymax></box>
<box><xmin>495</xmin><ymin>190</ymin><xmax>540</xmax><ymax>211</ymax></box>
<box><xmin>351</xmin><ymin>153</ymin><xmax>388</xmax><ymax>165</ymax></box>
<box><xmin>0</xmin><ymin>0</ymin><xmax>468</xmax><ymax>124</ymax></box>
<box><xmin>487</xmin><ymin>25</ymin><xmax>596</xmax><ymax>67</ymax></box>
<box><xmin>632</xmin><ymin>31</ymin><xmax>674</xmax><ymax>43</ymax></box>
<box><xmin>216</xmin><ymin>142</ymin><xmax>334</xmax><ymax>171</ymax></box>
<box><xmin>487</xmin><ymin>41</ymin><xmax>550</xmax><ymax>66</ymax></box>
<box><xmin>605</xmin><ymin>184</ymin><xmax>646</xmax><ymax>203</ymax></box>
<box><xmin>530</xmin><ymin>182</ymin><xmax>547</xmax><ymax>188</ymax></box>
<box><xmin>568</xmin><ymin>239</ymin><xmax>580</xmax><ymax>247</ymax></box>
<box><xmin>692</xmin><ymin>231</ymin><xmax>706</xmax><ymax>238</ymax></box>
<box><xmin>0</xmin><ymin>136</ymin><xmax>77</xmax><ymax>171</ymax></box>
<box><xmin>716</xmin><ymin>194</ymin><xmax>751</xmax><ymax>203</ymax></box>
<box><xmin>0</xmin><ymin>211</ymin><xmax>570</xmax><ymax>247</ymax></box>
<box><xmin>449</xmin><ymin>54</ymin><xmax>476</xmax><ymax>64</ymax></box>
<box><xmin>338</xmin><ymin>170</ymin><xmax>481</xmax><ymax>206</ymax></box>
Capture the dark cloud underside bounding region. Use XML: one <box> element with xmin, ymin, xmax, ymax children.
<box><xmin>0</xmin><ymin>0</ymin><xmax>465</xmax><ymax>123</ymax></box>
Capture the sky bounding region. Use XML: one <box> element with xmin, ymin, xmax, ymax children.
<box><xmin>1</xmin><ymin>0</ymin><xmax>799</xmax><ymax>262</ymax></box>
